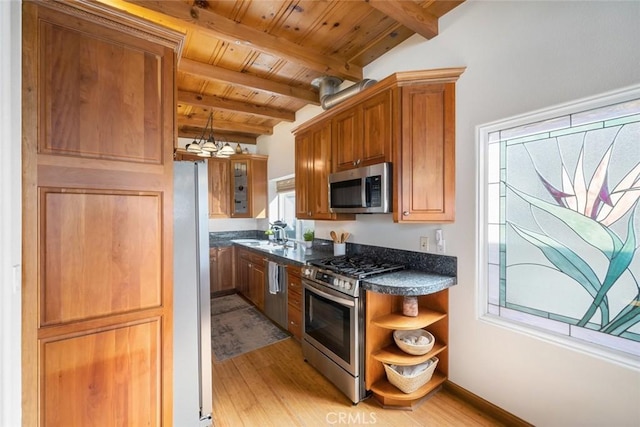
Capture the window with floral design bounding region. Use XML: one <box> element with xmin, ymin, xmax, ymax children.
<box><xmin>478</xmin><ymin>86</ymin><xmax>640</xmax><ymax>366</ymax></box>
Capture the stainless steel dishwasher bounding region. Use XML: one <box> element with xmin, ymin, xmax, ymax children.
<box><xmin>264</xmin><ymin>261</ymin><xmax>288</xmax><ymax>329</ymax></box>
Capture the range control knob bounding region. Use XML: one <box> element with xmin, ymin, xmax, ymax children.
<box><xmin>345</xmin><ymin>282</ymin><xmax>353</xmax><ymax>290</ymax></box>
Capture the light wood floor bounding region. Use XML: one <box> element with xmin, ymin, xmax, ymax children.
<box><xmin>211</xmin><ymin>338</ymin><xmax>506</xmax><ymax>426</ymax></box>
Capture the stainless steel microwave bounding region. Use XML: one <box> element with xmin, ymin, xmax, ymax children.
<box><xmin>328</xmin><ymin>162</ymin><xmax>391</xmax><ymax>214</ymax></box>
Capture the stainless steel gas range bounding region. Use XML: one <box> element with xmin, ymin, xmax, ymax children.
<box><xmin>301</xmin><ymin>255</ymin><xmax>404</xmax><ymax>403</ymax></box>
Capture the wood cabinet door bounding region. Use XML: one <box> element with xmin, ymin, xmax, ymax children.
<box><xmin>249</xmin><ymin>157</ymin><xmax>268</xmax><ymax>218</ymax></box>
<box><xmin>22</xmin><ymin>2</ymin><xmax>181</xmax><ymax>426</ymax></box>
<box><xmin>251</xmin><ymin>260</ymin><xmax>266</xmax><ymax>311</ymax></box>
<box><xmin>210</xmin><ymin>248</ymin><xmax>218</xmax><ymax>294</ymax></box>
<box><xmin>397</xmin><ymin>83</ymin><xmax>456</xmax><ymax>222</ymax></box>
<box><xmin>286</xmin><ymin>267</ymin><xmax>302</xmax><ymax>339</ymax></box>
<box><xmin>310</xmin><ymin>122</ymin><xmax>335</xmax><ymax>220</ymax></box>
<box><xmin>361</xmin><ymin>90</ymin><xmax>393</xmax><ymax>167</ymax></box>
<box><xmin>295</xmin><ymin>131</ymin><xmax>312</xmax><ymax>219</ymax></box>
<box><xmin>229</xmin><ymin>156</ymin><xmax>268</xmax><ymax>219</ymax></box>
<box><xmin>235</xmin><ymin>249</ymin><xmax>251</xmax><ymax>296</ymax></box>
<box><xmin>217</xmin><ymin>246</ymin><xmax>236</xmax><ymax>292</ymax></box>
<box><xmin>332</xmin><ymin>90</ymin><xmax>391</xmax><ymax>172</ymax></box>
<box><xmin>230</xmin><ymin>159</ymin><xmax>250</xmax><ymax>218</ymax></box>
<box><xmin>332</xmin><ymin>107</ymin><xmax>362</xmax><ymax>171</ymax></box>
<box><xmin>208</xmin><ymin>157</ymin><xmax>230</xmax><ymax>218</ymax></box>
<box><xmin>295</xmin><ymin>124</ymin><xmax>356</xmax><ymax>221</ymax></box>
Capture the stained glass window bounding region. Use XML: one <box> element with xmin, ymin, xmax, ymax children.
<box><xmin>479</xmin><ymin>86</ymin><xmax>640</xmax><ymax>364</ymax></box>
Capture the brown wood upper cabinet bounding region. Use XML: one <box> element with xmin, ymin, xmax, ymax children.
<box><xmin>230</xmin><ymin>154</ymin><xmax>268</xmax><ymax>219</ymax></box>
<box><xmin>397</xmin><ymin>83</ymin><xmax>457</xmax><ymax>222</ymax></box>
<box><xmin>208</xmin><ymin>157</ymin><xmax>230</xmax><ymax>218</ymax></box>
<box><xmin>332</xmin><ymin>90</ymin><xmax>393</xmax><ymax>172</ymax></box>
<box><xmin>294</xmin><ymin>68</ymin><xmax>464</xmax><ymax>223</ymax></box>
<box><xmin>295</xmin><ymin>122</ymin><xmax>355</xmax><ymax>221</ymax></box>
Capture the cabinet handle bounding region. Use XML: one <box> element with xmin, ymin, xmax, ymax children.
<box><xmin>352</xmin><ymin>160</ymin><xmax>356</xmax><ymax>166</ymax></box>
<box><xmin>356</xmin><ymin>159</ymin><xmax>361</xmax><ymax>165</ymax></box>
<box><xmin>403</xmin><ymin>211</ymin><xmax>409</xmax><ymax>216</ymax></box>
<box><xmin>307</xmin><ymin>211</ymin><xmax>311</xmax><ymax>216</ymax></box>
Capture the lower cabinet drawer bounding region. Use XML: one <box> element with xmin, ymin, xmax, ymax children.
<box><xmin>287</xmin><ymin>305</ymin><xmax>302</xmax><ymax>340</ymax></box>
<box><xmin>288</xmin><ymin>288</ymin><xmax>302</xmax><ymax>309</ymax></box>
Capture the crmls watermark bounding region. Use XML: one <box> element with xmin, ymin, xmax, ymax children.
<box><xmin>325</xmin><ymin>411</ymin><xmax>377</xmax><ymax>425</ymax></box>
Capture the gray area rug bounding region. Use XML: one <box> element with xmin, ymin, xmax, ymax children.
<box><xmin>211</xmin><ymin>293</ymin><xmax>251</xmax><ymax>316</ymax></box>
<box><xmin>211</xmin><ymin>294</ymin><xmax>289</xmax><ymax>362</ymax></box>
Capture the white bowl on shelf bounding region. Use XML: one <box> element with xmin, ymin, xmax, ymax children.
<box><xmin>393</xmin><ymin>329</ymin><xmax>435</xmax><ymax>355</ymax></box>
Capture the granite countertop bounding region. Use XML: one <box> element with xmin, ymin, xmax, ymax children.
<box><xmin>232</xmin><ymin>240</ymin><xmax>332</xmax><ymax>266</ymax></box>
<box><xmin>362</xmin><ymin>270</ymin><xmax>457</xmax><ymax>296</ymax></box>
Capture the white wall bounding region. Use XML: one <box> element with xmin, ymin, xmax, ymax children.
<box><xmin>0</xmin><ymin>1</ymin><xmax>22</xmax><ymax>425</ymax></box>
<box><xmin>258</xmin><ymin>2</ymin><xmax>640</xmax><ymax>425</ymax></box>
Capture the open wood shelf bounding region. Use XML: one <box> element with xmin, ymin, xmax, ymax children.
<box><xmin>366</xmin><ymin>290</ymin><xmax>449</xmax><ymax>409</ymax></box>
<box><xmin>372</xmin><ymin>308</ymin><xmax>446</xmax><ymax>330</ymax></box>
<box><xmin>370</xmin><ymin>371</ymin><xmax>447</xmax><ymax>402</ymax></box>
<box><xmin>372</xmin><ymin>342</ymin><xmax>446</xmax><ymax>366</ymax></box>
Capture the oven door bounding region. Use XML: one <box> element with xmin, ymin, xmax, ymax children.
<box><xmin>303</xmin><ymin>279</ymin><xmax>358</xmax><ymax>376</ymax></box>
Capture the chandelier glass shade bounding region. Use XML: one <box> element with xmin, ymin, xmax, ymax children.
<box><xmin>186</xmin><ymin>112</ymin><xmax>239</xmax><ymax>158</ymax></box>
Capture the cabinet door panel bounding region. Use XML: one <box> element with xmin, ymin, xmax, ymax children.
<box><xmin>217</xmin><ymin>246</ymin><xmax>235</xmax><ymax>292</ymax></box>
<box><xmin>250</xmin><ymin>158</ymin><xmax>268</xmax><ymax>218</ymax></box>
<box><xmin>42</xmin><ymin>321</ymin><xmax>160</xmax><ymax>427</ymax></box>
<box><xmin>361</xmin><ymin>90</ymin><xmax>392</xmax><ymax>166</ymax></box>
<box><xmin>287</xmin><ymin>306</ymin><xmax>302</xmax><ymax>340</ymax></box>
<box><xmin>210</xmin><ymin>249</ymin><xmax>217</xmax><ymax>294</ymax></box>
<box><xmin>230</xmin><ymin>160</ymin><xmax>249</xmax><ymax>217</ymax></box>
<box><xmin>332</xmin><ymin>107</ymin><xmax>361</xmax><ymax>171</ymax></box>
<box><xmin>295</xmin><ymin>133</ymin><xmax>311</xmax><ymax>218</ymax></box>
<box><xmin>399</xmin><ymin>84</ymin><xmax>455</xmax><ymax>222</ymax></box>
<box><xmin>208</xmin><ymin>158</ymin><xmax>230</xmax><ymax>218</ymax></box>
<box><xmin>42</xmin><ymin>191</ymin><xmax>161</xmax><ymax>325</ymax></box>
<box><xmin>40</xmin><ymin>19</ymin><xmax>163</xmax><ymax>164</ymax></box>
<box><xmin>310</xmin><ymin>123</ymin><xmax>334</xmax><ymax>220</ymax></box>
<box><xmin>236</xmin><ymin>252</ymin><xmax>251</xmax><ymax>296</ymax></box>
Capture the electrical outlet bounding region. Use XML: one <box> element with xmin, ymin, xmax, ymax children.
<box><xmin>419</xmin><ymin>236</ymin><xmax>429</xmax><ymax>252</ymax></box>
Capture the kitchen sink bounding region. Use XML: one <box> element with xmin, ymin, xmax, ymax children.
<box><xmin>231</xmin><ymin>239</ymin><xmax>270</xmax><ymax>246</ymax></box>
<box><xmin>232</xmin><ymin>239</ymin><xmax>299</xmax><ymax>253</ymax></box>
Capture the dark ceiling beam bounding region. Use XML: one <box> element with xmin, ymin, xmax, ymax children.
<box><xmin>178</xmin><ymin>128</ymin><xmax>258</xmax><ymax>145</ymax></box>
<box><xmin>365</xmin><ymin>0</ymin><xmax>439</xmax><ymax>40</ymax></box>
<box><xmin>177</xmin><ymin>90</ymin><xmax>295</xmax><ymax>122</ymax></box>
<box><xmin>177</xmin><ymin>115</ymin><xmax>273</xmax><ymax>136</ymax></box>
<box><xmin>180</xmin><ymin>58</ymin><xmax>320</xmax><ymax>106</ymax></box>
<box><xmin>124</xmin><ymin>0</ymin><xmax>363</xmax><ymax>82</ymax></box>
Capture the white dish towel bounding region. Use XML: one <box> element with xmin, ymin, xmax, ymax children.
<box><xmin>268</xmin><ymin>261</ymin><xmax>279</xmax><ymax>294</ymax></box>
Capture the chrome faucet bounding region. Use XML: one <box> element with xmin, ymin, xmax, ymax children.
<box><xmin>269</xmin><ymin>221</ymin><xmax>288</xmax><ymax>246</ymax></box>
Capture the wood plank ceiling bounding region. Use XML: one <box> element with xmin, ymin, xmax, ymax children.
<box><xmin>97</xmin><ymin>0</ymin><xmax>464</xmax><ymax>145</ymax></box>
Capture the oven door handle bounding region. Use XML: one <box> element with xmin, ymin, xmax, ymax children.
<box><xmin>305</xmin><ymin>282</ymin><xmax>355</xmax><ymax>307</ymax></box>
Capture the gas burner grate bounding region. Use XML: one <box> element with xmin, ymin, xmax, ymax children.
<box><xmin>310</xmin><ymin>255</ymin><xmax>404</xmax><ymax>279</ymax></box>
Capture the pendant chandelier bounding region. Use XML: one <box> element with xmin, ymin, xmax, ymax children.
<box><xmin>185</xmin><ymin>112</ymin><xmax>236</xmax><ymax>158</ymax></box>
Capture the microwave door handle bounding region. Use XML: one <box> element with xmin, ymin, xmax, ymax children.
<box><xmin>362</xmin><ymin>178</ymin><xmax>367</xmax><ymax>208</ymax></box>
